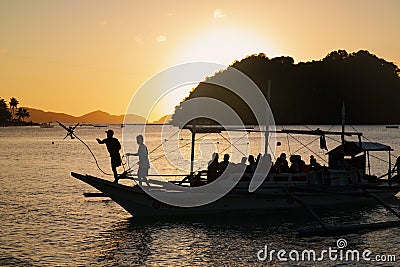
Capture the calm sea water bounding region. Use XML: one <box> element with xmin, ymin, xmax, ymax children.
<box><xmin>1</xmin><ymin>125</ymin><xmax>400</xmax><ymax>266</ymax></box>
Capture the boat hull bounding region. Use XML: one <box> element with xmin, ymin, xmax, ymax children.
<box><xmin>71</xmin><ymin>172</ymin><xmax>400</xmax><ymax>218</ymax></box>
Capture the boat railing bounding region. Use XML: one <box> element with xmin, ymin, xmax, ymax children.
<box><xmin>166</xmin><ymin>167</ymin><xmax>366</xmax><ymax>188</ymax></box>
<box><xmin>326</xmin><ymin>169</ymin><xmax>366</xmax><ymax>186</ymax></box>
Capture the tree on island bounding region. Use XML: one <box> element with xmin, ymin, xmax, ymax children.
<box><xmin>9</xmin><ymin>97</ymin><xmax>19</xmax><ymax>122</ymax></box>
<box><xmin>171</xmin><ymin>49</ymin><xmax>400</xmax><ymax>125</ymax></box>
<box><xmin>16</xmin><ymin>107</ymin><xmax>30</xmax><ymax>122</ymax></box>
<box><xmin>0</xmin><ymin>98</ymin><xmax>12</xmax><ymax>124</ymax></box>
<box><xmin>0</xmin><ymin>97</ymin><xmax>32</xmax><ymax>125</ymax></box>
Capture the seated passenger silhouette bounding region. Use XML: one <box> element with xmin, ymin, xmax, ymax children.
<box><xmin>289</xmin><ymin>155</ymin><xmax>300</xmax><ymax>173</ymax></box>
<box><xmin>246</xmin><ymin>155</ymin><xmax>256</xmax><ymax>173</ymax></box>
<box><xmin>309</xmin><ymin>155</ymin><xmax>321</xmax><ymax>170</ymax></box>
<box><xmin>218</xmin><ymin>154</ymin><xmax>230</xmax><ymax>175</ymax></box>
<box><xmin>207</xmin><ymin>153</ymin><xmax>219</xmax><ymax>182</ymax></box>
<box><xmin>275</xmin><ymin>153</ymin><xmax>289</xmax><ymax>172</ymax></box>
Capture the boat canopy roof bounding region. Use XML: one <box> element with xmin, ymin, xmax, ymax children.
<box><xmin>182</xmin><ymin>125</ymin><xmax>363</xmax><ymax>136</ymax></box>
<box><xmin>327</xmin><ymin>141</ymin><xmax>392</xmax><ymax>157</ymax></box>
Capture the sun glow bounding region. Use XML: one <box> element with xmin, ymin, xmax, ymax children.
<box><xmin>147</xmin><ymin>84</ymin><xmax>196</xmax><ymax>122</ymax></box>
<box><xmin>174</xmin><ymin>26</ymin><xmax>277</xmax><ymax>66</ymax></box>
<box><xmin>147</xmin><ymin>26</ymin><xmax>277</xmax><ymax>121</ymax></box>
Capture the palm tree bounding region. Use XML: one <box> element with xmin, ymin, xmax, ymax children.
<box><xmin>0</xmin><ymin>98</ymin><xmax>7</xmax><ymax>110</ymax></box>
<box><xmin>16</xmin><ymin>107</ymin><xmax>30</xmax><ymax>122</ymax></box>
<box><xmin>9</xmin><ymin>97</ymin><xmax>19</xmax><ymax>122</ymax></box>
<box><xmin>0</xmin><ymin>98</ymin><xmax>11</xmax><ymax>123</ymax></box>
<box><xmin>15</xmin><ymin>107</ymin><xmax>23</xmax><ymax>122</ymax></box>
<box><xmin>22</xmin><ymin>108</ymin><xmax>30</xmax><ymax>122</ymax></box>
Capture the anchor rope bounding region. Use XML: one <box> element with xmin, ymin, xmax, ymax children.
<box><xmin>72</xmin><ymin>133</ymin><xmax>114</xmax><ymax>176</ymax></box>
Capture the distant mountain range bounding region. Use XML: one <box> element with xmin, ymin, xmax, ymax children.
<box><xmin>152</xmin><ymin>114</ymin><xmax>172</xmax><ymax>124</ymax></box>
<box><xmin>26</xmin><ymin>108</ymin><xmax>148</xmax><ymax>124</ymax></box>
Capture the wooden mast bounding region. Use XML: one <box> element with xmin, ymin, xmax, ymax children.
<box><xmin>341</xmin><ymin>102</ymin><xmax>345</xmax><ymax>146</ymax></box>
<box><xmin>190</xmin><ymin>121</ymin><xmax>196</xmax><ymax>175</ymax></box>
<box><xmin>264</xmin><ymin>80</ymin><xmax>271</xmax><ymax>155</ymax></box>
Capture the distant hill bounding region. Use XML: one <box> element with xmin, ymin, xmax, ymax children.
<box><xmin>152</xmin><ymin>114</ymin><xmax>172</xmax><ymax>124</ymax></box>
<box><xmin>26</xmin><ymin>108</ymin><xmax>146</xmax><ymax>124</ymax></box>
<box><xmin>171</xmin><ymin>50</ymin><xmax>400</xmax><ymax>125</ymax></box>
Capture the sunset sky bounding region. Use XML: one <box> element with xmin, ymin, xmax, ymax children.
<box><xmin>1</xmin><ymin>0</ymin><xmax>399</xmax><ymax>121</ymax></box>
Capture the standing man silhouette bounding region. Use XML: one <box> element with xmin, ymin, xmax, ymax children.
<box><xmin>128</xmin><ymin>135</ymin><xmax>150</xmax><ymax>187</ymax></box>
<box><xmin>97</xmin><ymin>129</ymin><xmax>122</xmax><ymax>183</ymax></box>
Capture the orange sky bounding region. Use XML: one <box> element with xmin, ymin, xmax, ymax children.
<box><xmin>1</xmin><ymin>0</ymin><xmax>399</xmax><ymax>121</ymax></box>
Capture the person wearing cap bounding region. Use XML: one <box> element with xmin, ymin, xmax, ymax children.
<box><xmin>97</xmin><ymin>129</ymin><xmax>122</xmax><ymax>182</ymax></box>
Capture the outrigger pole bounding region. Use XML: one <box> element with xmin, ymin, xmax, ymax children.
<box><xmin>298</xmin><ymin>189</ymin><xmax>400</xmax><ymax>237</ymax></box>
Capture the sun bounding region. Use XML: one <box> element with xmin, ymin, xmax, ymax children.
<box><xmin>148</xmin><ymin>26</ymin><xmax>276</xmax><ymax>122</ymax></box>
<box><xmin>173</xmin><ymin>25</ymin><xmax>276</xmax><ymax>65</ymax></box>
<box><xmin>147</xmin><ymin>84</ymin><xmax>196</xmax><ymax>123</ymax></box>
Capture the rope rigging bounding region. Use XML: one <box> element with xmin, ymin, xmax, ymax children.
<box><xmin>123</xmin><ymin>128</ymin><xmax>182</xmax><ymax>173</ymax></box>
<box><xmin>148</xmin><ymin>132</ymin><xmax>213</xmax><ymax>164</ymax></box>
<box><xmin>219</xmin><ymin>132</ymin><xmax>248</xmax><ymax>155</ymax></box>
<box><xmin>349</xmin><ymin>124</ymin><xmax>398</xmax><ymax>165</ymax></box>
<box><xmin>57</xmin><ymin>121</ymin><xmax>116</xmax><ymax>176</ymax></box>
<box><xmin>287</xmin><ymin>133</ymin><xmax>328</xmax><ymax>164</ymax></box>
<box><xmin>291</xmin><ymin>136</ymin><xmax>321</xmax><ymax>155</ymax></box>
<box><xmin>74</xmin><ymin>134</ymin><xmax>116</xmax><ymax>176</ymax></box>
<box><xmin>217</xmin><ymin>132</ymin><xmax>247</xmax><ymax>157</ymax></box>
<box><xmin>59</xmin><ymin>120</ymin><xmax>398</xmax><ymax>179</ymax></box>
<box><xmin>278</xmin><ymin>125</ymin><xmax>328</xmax><ymax>164</ymax></box>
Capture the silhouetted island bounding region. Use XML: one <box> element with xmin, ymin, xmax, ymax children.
<box><xmin>171</xmin><ymin>50</ymin><xmax>400</xmax><ymax>125</ymax></box>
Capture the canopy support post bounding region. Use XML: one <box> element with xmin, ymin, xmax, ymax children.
<box><xmin>388</xmin><ymin>151</ymin><xmax>392</xmax><ymax>187</ymax></box>
<box><xmin>341</xmin><ymin>102</ymin><xmax>345</xmax><ymax>146</ymax></box>
<box><xmin>264</xmin><ymin>80</ymin><xmax>271</xmax><ymax>155</ymax></box>
<box><xmin>367</xmin><ymin>151</ymin><xmax>371</xmax><ymax>176</ymax></box>
<box><xmin>190</xmin><ymin>123</ymin><xmax>196</xmax><ymax>175</ymax></box>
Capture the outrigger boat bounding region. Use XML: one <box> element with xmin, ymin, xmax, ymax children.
<box><xmin>39</xmin><ymin>122</ymin><xmax>54</xmax><ymax>128</ymax></box>
<box><xmin>70</xmin><ymin>122</ymin><xmax>400</xmax><ymax>235</ymax></box>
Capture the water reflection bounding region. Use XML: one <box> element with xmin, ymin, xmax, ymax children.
<box><xmin>1</xmin><ymin>126</ymin><xmax>400</xmax><ymax>266</ymax></box>
<box><xmin>94</xmin><ymin>220</ymin><xmax>152</xmax><ymax>266</ymax></box>
<box><xmin>92</xmin><ymin>204</ymin><xmax>400</xmax><ymax>266</ymax></box>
